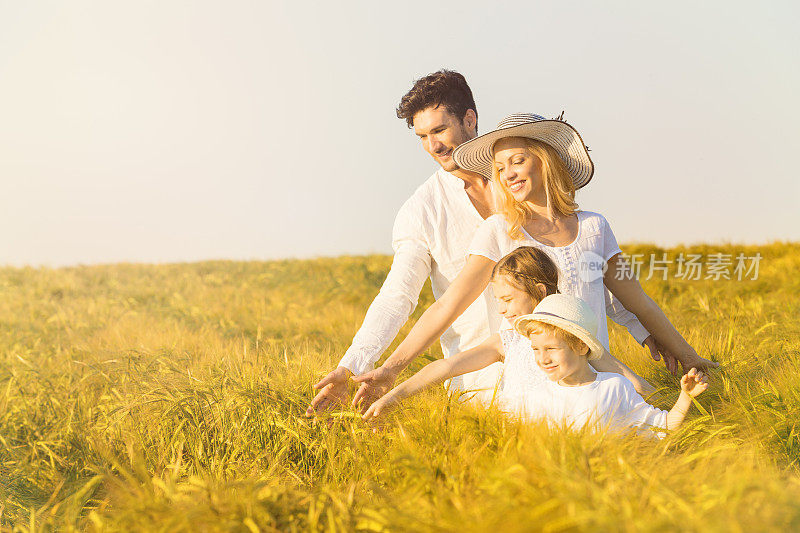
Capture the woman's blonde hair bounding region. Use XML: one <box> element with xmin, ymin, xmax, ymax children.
<box><xmin>491</xmin><ymin>246</ymin><xmax>559</xmax><ymax>306</ymax></box>
<box><xmin>491</xmin><ymin>137</ymin><xmax>580</xmax><ymax>240</ymax></box>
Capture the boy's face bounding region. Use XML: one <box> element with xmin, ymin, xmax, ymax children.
<box><xmin>529</xmin><ymin>331</ymin><xmax>587</xmax><ymax>382</ymax></box>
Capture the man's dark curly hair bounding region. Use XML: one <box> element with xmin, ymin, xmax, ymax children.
<box><xmin>396</xmin><ymin>69</ymin><xmax>477</xmax><ymax>130</ymax></box>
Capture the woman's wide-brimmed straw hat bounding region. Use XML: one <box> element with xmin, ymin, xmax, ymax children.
<box><xmin>513</xmin><ymin>294</ymin><xmax>605</xmax><ymax>361</ymax></box>
<box><xmin>452</xmin><ymin>112</ymin><xmax>594</xmax><ymax>189</ymax></box>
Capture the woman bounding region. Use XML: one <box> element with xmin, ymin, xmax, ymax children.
<box><xmin>352</xmin><ymin>113</ymin><xmax>717</xmax><ymax>410</ymax></box>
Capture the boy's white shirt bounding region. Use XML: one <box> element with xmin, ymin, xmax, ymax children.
<box><xmin>338</xmin><ymin>169</ymin><xmax>650</xmax><ymax>402</ymax></box>
<box><xmin>522</xmin><ymin>371</ymin><xmax>668</xmax><ymax>432</ymax></box>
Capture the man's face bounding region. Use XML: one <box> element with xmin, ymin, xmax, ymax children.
<box><xmin>412</xmin><ymin>106</ymin><xmax>476</xmax><ymax>172</ymax></box>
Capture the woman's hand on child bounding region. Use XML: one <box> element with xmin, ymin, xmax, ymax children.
<box><xmin>680</xmin><ymin>368</ymin><xmax>709</xmax><ymax>397</ymax></box>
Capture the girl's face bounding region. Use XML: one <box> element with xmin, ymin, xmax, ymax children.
<box><xmin>493</xmin><ymin>137</ymin><xmax>544</xmax><ymax>203</ymax></box>
<box><xmin>492</xmin><ymin>274</ymin><xmax>537</xmax><ymax>324</ymax></box>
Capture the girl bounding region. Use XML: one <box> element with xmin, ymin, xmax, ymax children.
<box><xmin>353</xmin><ymin>113</ymin><xmax>716</xmax><ymax>409</ymax></box>
<box><xmin>362</xmin><ymin>247</ymin><xmax>650</xmax><ymax>421</ymax></box>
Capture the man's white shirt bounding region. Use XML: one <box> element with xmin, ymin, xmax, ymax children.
<box><xmin>338</xmin><ymin>169</ymin><xmax>649</xmax><ymax>403</ymax></box>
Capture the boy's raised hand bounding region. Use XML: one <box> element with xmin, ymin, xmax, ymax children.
<box><xmin>680</xmin><ymin>368</ymin><xmax>709</xmax><ymax>397</ymax></box>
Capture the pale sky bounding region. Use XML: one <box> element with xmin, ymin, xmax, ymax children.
<box><xmin>1</xmin><ymin>0</ymin><xmax>798</xmax><ymax>266</ymax></box>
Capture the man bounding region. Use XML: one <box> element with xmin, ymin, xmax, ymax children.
<box><xmin>306</xmin><ymin>70</ymin><xmax>673</xmax><ymax>417</ymax></box>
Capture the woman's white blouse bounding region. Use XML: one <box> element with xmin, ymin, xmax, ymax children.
<box><xmin>469</xmin><ymin>211</ymin><xmax>625</xmax><ymax>351</ymax></box>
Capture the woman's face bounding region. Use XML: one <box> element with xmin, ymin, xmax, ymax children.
<box><xmin>492</xmin><ymin>137</ymin><xmax>543</xmax><ymax>203</ymax></box>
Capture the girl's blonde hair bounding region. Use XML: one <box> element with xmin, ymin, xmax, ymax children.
<box><xmin>491</xmin><ymin>246</ymin><xmax>559</xmax><ymax>306</ymax></box>
<box><xmin>491</xmin><ymin>137</ymin><xmax>580</xmax><ymax>240</ymax></box>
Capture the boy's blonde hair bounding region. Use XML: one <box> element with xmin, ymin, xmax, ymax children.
<box><xmin>492</xmin><ymin>137</ymin><xmax>580</xmax><ymax>240</ymax></box>
<box><xmin>517</xmin><ymin>320</ymin><xmax>590</xmax><ymax>357</ymax></box>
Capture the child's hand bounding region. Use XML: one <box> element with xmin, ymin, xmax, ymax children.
<box><xmin>351</xmin><ymin>366</ymin><xmax>399</xmax><ymax>414</ymax></box>
<box><xmin>362</xmin><ymin>393</ymin><xmax>398</xmax><ymax>424</ymax></box>
<box><xmin>680</xmin><ymin>368</ymin><xmax>709</xmax><ymax>397</ymax></box>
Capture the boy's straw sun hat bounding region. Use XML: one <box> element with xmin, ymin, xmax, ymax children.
<box><xmin>452</xmin><ymin>112</ymin><xmax>594</xmax><ymax>189</ymax></box>
<box><xmin>513</xmin><ymin>294</ymin><xmax>605</xmax><ymax>361</ymax></box>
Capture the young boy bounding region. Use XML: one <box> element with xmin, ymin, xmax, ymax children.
<box><xmin>513</xmin><ymin>294</ymin><xmax>709</xmax><ymax>433</ymax></box>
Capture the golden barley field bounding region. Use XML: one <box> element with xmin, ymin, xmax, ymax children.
<box><xmin>1</xmin><ymin>242</ymin><xmax>799</xmax><ymax>531</ymax></box>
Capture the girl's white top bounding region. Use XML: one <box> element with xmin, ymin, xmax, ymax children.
<box><xmin>497</xmin><ymin>328</ymin><xmax>551</xmax><ymax>410</ymax></box>
<box><xmin>469</xmin><ymin>210</ymin><xmax>627</xmax><ymax>352</ymax></box>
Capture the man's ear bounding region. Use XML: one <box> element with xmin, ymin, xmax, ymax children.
<box><xmin>463</xmin><ymin>109</ymin><xmax>477</xmax><ymax>135</ymax></box>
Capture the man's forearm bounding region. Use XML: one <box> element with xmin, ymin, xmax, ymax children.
<box><xmin>339</xmin><ymin>296</ymin><xmax>414</xmax><ymax>375</ymax></box>
<box><xmin>339</xmin><ymin>246</ymin><xmax>431</xmax><ymax>375</ymax></box>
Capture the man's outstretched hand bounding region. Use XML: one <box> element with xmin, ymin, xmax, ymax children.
<box><xmin>642</xmin><ymin>335</ymin><xmax>719</xmax><ymax>376</ymax></box>
<box><xmin>678</xmin><ymin>349</ymin><xmax>719</xmax><ymax>374</ymax></box>
<box><xmin>305</xmin><ymin>366</ymin><xmax>353</xmax><ymax>417</ymax></box>
<box><xmin>351</xmin><ymin>366</ymin><xmax>399</xmax><ymax>414</ymax></box>
<box><xmin>643</xmin><ymin>335</ymin><xmax>680</xmax><ymax>375</ymax></box>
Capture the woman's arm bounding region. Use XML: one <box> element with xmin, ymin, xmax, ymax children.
<box><xmin>603</xmin><ymin>254</ymin><xmax>718</xmax><ymax>371</ymax></box>
<box><xmin>351</xmin><ymin>254</ymin><xmax>497</xmax><ymax>411</ymax></box>
<box><xmin>361</xmin><ymin>334</ymin><xmax>504</xmax><ymax>422</ymax></box>
<box><xmin>591</xmin><ymin>350</ymin><xmax>655</xmax><ymax>396</ymax></box>
<box><xmin>383</xmin><ymin>254</ymin><xmax>496</xmax><ymax>374</ymax></box>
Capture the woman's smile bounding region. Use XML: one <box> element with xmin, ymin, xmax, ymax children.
<box><xmin>493</xmin><ymin>138</ymin><xmax>544</xmax><ymax>203</ymax></box>
<box><xmin>507</xmin><ymin>179</ymin><xmax>526</xmax><ymax>193</ymax></box>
